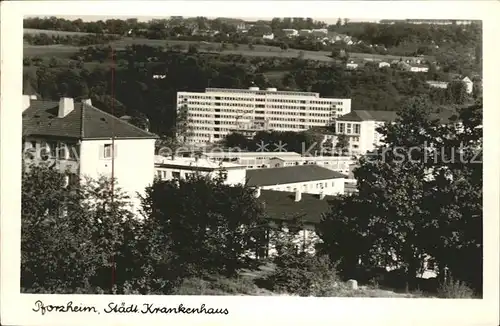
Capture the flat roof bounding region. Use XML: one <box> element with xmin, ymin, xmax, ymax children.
<box><xmin>155</xmin><ymin>156</ymin><xmax>246</xmax><ymax>170</ymax></box>
<box><xmin>203</xmin><ymin>151</ymin><xmax>302</xmax><ymax>158</ymax></box>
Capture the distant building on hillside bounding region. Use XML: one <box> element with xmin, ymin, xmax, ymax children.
<box><xmin>282</xmin><ymin>28</ymin><xmax>298</xmax><ymax>37</ymax></box>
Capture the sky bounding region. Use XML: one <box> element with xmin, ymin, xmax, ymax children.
<box><xmin>27</xmin><ymin>15</ymin><xmax>380</xmax><ymax>24</ymax></box>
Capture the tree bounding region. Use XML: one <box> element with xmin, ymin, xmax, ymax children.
<box><xmin>21</xmin><ymin>165</ymin><xmax>141</xmax><ymax>293</ymax></box>
<box><xmin>334</xmin><ymin>134</ymin><xmax>349</xmax><ymax>155</ymax></box>
<box><xmin>318</xmin><ymin>97</ymin><xmax>483</xmax><ymax>293</ymax></box>
<box><xmin>223</xmin><ymin>132</ymin><xmax>251</xmax><ymax>150</ymax></box>
<box><xmin>248</xmin><ymin>43</ymin><xmax>255</xmax><ymax>50</ymax></box>
<box><xmin>140</xmin><ymin>175</ymin><xmax>267</xmax><ymax>277</ymax></box>
<box><xmin>336</xmin><ymin>18</ymin><xmax>342</xmax><ymax>28</ymax></box>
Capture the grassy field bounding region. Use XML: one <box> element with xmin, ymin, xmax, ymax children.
<box><xmin>24</xmin><ymin>28</ymin><xmax>98</xmax><ymax>36</ymax></box>
<box><xmin>23</xmin><ymin>29</ymin><xmax>428</xmax><ymax>64</ymax></box>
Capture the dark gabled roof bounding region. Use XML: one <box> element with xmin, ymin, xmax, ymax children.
<box><xmin>23</xmin><ymin>100</ymin><xmax>158</xmax><ymax>140</ymax></box>
<box><xmin>337</xmin><ymin>110</ymin><xmax>398</xmax><ymax>122</ymax></box>
<box><xmin>259</xmin><ymin>189</ymin><xmax>334</xmax><ymax>224</ymax></box>
<box><xmin>246</xmin><ymin>165</ymin><xmax>347</xmax><ymax>187</ymax></box>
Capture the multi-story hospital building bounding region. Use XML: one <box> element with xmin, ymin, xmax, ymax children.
<box><xmin>176</xmin><ymin>87</ymin><xmax>351</xmax><ymax>143</ymax></box>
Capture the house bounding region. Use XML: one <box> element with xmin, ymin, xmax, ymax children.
<box><xmin>426</xmin><ymin>81</ymin><xmax>449</xmax><ymax>89</ymax></box>
<box><xmin>282</xmin><ymin>28</ymin><xmax>298</xmax><ymax>37</ymax></box>
<box><xmin>311</xmin><ymin>28</ymin><xmax>328</xmax><ymax>37</ymax></box>
<box><xmin>262</xmin><ymin>33</ymin><xmax>274</xmax><ymax>40</ymax></box>
<box><xmin>335</xmin><ymin>109</ymin><xmax>460</xmax><ymax>154</ymax></box>
<box><xmin>335</xmin><ymin>110</ymin><xmax>398</xmax><ymax>154</ymax></box>
<box><xmin>346</xmin><ymin>60</ymin><xmax>360</xmax><ymax>70</ymax></box>
<box><xmin>409</xmin><ymin>64</ymin><xmax>429</xmax><ymax>73</ymax></box>
<box><xmin>378</xmin><ymin>61</ymin><xmax>390</xmax><ymax>68</ymax></box>
<box><xmin>461</xmin><ymin>76</ymin><xmax>474</xmax><ymax>94</ymax></box>
<box><xmin>154</xmin><ymin>155</ymin><xmax>247</xmax><ymax>186</ymax></box>
<box><xmin>255</xmin><ymin>189</ymin><xmax>335</xmax><ymax>256</ymax></box>
<box><xmin>246</xmin><ymin>164</ymin><xmax>347</xmax><ymax>196</ymax></box>
<box><xmin>22</xmin><ymin>95</ymin><xmax>158</xmax><ymax>215</ymax></box>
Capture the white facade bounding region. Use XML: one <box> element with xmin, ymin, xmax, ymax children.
<box><xmin>282</xmin><ymin>28</ymin><xmax>298</xmax><ymax>37</ymax></box>
<box><xmin>177</xmin><ymin>87</ymin><xmax>351</xmax><ymax>144</ymax></box>
<box><xmin>336</xmin><ymin>119</ymin><xmax>386</xmax><ymax>154</ymax></box>
<box><xmin>268</xmin><ymin>156</ymin><xmax>353</xmax><ymax>175</ymax></box>
<box><xmin>154</xmin><ymin>156</ymin><xmax>247</xmax><ymax>186</ymax></box>
<box><xmin>378</xmin><ymin>62</ymin><xmax>390</xmax><ymax>68</ymax></box>
<box><xmin>256</xmin><ymin>178</ymin><xmax>345</xmax><ymax>196</ymax></box>
<box><xmin>427</xmin><ymin>81</ymin><xmax>449</xmax><ymax>89</ymax></box>
<box><xmin>410</xmin><ymin>66</ymin><xmax>429</xmax><ymax>72</ymax></box>
<box><xmin>202</xmin><ymin>151</ymin><xmax>302</xmax><ymax>169</ymax></box>
<box><xmin>462</xmin><ymin>77</ymin><xmax>473</xmax><ymax>94</ymax></box>
<box><xmin>79</xmin><ymin>139</ymin><xmax>156</xmax><ymax>213</ymax></box>
<box><xmin>262</xmin><ymin>33</ymin><xmax>274</xmax><ymax>40</ymax></box>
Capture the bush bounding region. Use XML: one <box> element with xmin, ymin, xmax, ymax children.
<box><xmin>172</xmin><ymin>275</ymin><xmax>259</xmax><ymax>295</ymax></box>
<box><xmin>264</xmin><ymin>229</ymin><xmax>338</xmax><ymax>296</ymax></box>
<box><xmin>437</xmin><ymin>278</ymin><xmax>475</xmax><ymax>298</ymax></box>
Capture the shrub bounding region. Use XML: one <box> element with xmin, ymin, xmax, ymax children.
<box><xmin>264</xmin><ymin>229</ymin><xmax>338</xmax><ymax>296</ymax></box>
<box><xmin>437</xmin><ymin>277</ymin><xmax>475</xmax><ymax>298</ymax></box>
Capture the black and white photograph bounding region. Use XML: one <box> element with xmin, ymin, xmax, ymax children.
<box><xmin>1</xmin><ymin>1</ymin><xmax>499</xmax><ymax>326</ymax></box>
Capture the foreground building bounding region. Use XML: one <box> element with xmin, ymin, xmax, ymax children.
<box><xmin>22</xmin><ymin>95</ymin><xmax>158</xmax><ymax>214</ymax></box>
<box><xmin>154</xmin><ymin>155</ymin><xmax>247</xmax><ymax>186</ymax></box>
<box><xmin>176</xmin><ymin>87</ymin><xmax>351</xmax><ymax>143</ymax></box>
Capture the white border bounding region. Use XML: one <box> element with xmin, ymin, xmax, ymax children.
<box><xmin>1</xmin><ymin>1</ymin><xmax>499</xmax><ymax>326</ymax></box>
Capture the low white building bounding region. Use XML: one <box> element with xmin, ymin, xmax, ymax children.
<box><xmin>154</xmin><ymin>156</ymin><xmax>247</xmax><ymax>186</ymax></box>
<box><xmin>22</xmin><ymin>95</ymin><xmax>158</xmax><ymax>215</ymax></box>
<box><xmin>409</xmin><ymin>64</ymin><xmax>429</xmax><ymax>72</ymax></box>
<box><xmin>268</xmin><ymin>156</ymin><xmax>354</xmax><ymax>175</ymax></box>
<box><xmin>246</xmin><ymin>164</ymin><xmax>346</xmax><ymax>196</ymax></box>
<box><xmin>378</xmin><ymin>61</ymin><xmax>390</xmax><ymax>68</ymax></box>
<box><xmin>262</xmin><ymin>33</ymin><xmax>274</xmax><ymax>40</ymax></box>
<box><xmin>282</xmin><ymin>28</ymin><xmax>298</xmax><ymax>37</ymax></box>
<box><xmin>426</xmin><ymin>81</ymin><xmax>449</xmax><ymax>89</ymax></box>
<box><xmin>201</xmin><ymin>151</ymin><xmax>302</xmax><ymax>169</ymax></box>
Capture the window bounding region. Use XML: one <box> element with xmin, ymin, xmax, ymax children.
<box><xmin>103</xmin><ymin>144</ymin><xmax>113</xmax><ymax>158</ymax></box>
<box><xmin>347</xmin><ymin>123</ymin><xmax>352</xmax><ymax>134</ymax></box>
<box><xmin>172</xmin><ymin>172</ymin><xmax>181</xmax><ymax>179</ymax></box>
<box><xmin>338</xmin><ymin>123</ymin><xmax>345</xmax><ymax>133</ymax></box>
<box><xmin>157</xmin><ymin>171</ymin><xmax>162</xmax><ymax>178</ymax></box>
<box><xmin>354</xmin><ymin>124</ymin><xmax>361</xmax><ymax>134</ymax></box>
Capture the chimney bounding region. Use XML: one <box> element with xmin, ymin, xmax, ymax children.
<box><xmin>82</xmin><ymin>98</ymin><xmax>92</xmax><ymax>106</ymax></box>
<box><xmin>254</xmin><ymin>187</ymin><xmax>261</xmax><ymax>198</ymax></box>
<box><xmin>22</xmin><ymin>95</ymin><xmax>31</xmax><ymax>112</ymax></box>
<box><xmin>294</xmin><ymin>188</ymin><xmax>302</xmax><ymax>202</ymax></box>
<box><xmin>319</xmin><ymin>191</ymin><xmax>326</xmax><ymax>200</ymax></box>
<box><xmin>58</xmin><ymin>97</ymin><xmax>74</xmax><ymax>118</ymax></box>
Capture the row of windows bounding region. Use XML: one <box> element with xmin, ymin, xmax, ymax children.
<box><xmin>272</xmin><ymin>181</ymin><xmax>338</xmax><ymax>192</ymax></box>
<box><xmin>23</xmin><ymin>140</ymin><xmax>79</xmax><ymax>161</ymax></box>
<box><xmin>183</xmin><ymin>103</ymin><xmax>342</xmax><ymax>111</ymax></box>
<box><xmin>337</xmin><ymin>122</ymin><xmax>361</xmax><ymax>134</ymax></box>
<box><xmin>179</xmin><ymin>95</ymin><xmax>346</xmax><ymax>106</ymax></box>
<box><xmin>187</xmin><ymin>111</ymin><xmax>339</xmax><ymax>117</ymax></box>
